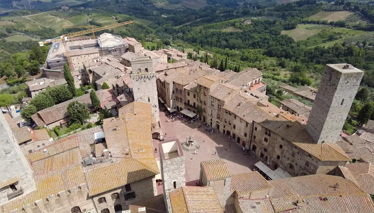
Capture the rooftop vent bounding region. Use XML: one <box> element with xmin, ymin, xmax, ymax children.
<box><xmin>343</xmin><ymin>64</ymin><xmax>352</xmax><ymax>69</ymax></box>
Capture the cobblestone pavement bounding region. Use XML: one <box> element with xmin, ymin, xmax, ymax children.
<box><xmin>153</xmin><ymin>109</ymin><xmax>260</xmax><ymax>187</ymax></box>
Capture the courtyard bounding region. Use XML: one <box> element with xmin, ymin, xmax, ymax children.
<box><xmin>153</xmin><ymin>109</ymin><xmax>259</xmax><ymax>187</ymax></box>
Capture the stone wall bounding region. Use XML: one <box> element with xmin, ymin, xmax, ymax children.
<box><xmin>0</xmin><ymin>112</ymin><xmax>36</xmax><ymax>206</ymax></box>
<box><xmin>160</xmin><ymin>153</ymin><xmax>185</xmax><ymax>213</ymax></box>
<box><xmin>306</xmin><ymin>64</ymin><xmax>364</xmax><ymax>144</ymax></box>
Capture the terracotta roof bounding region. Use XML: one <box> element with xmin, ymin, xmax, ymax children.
<box><xmin>195</xmin><ymin>75</ymin><xmax>219</xmax><ymax>88</ymax></box>
<box><xmin>85</xmin><ymin>158</ymin><xmax>157</xmax><ymax>196</ymax></box>
<box><xmin>228</xmin><ymin>69</ymin><xmax>262</xmax><ymax>87</ymax></box>
<box><xmin>85</xmin><ymin>102</ymin><xmax>159</xmax><ymax>196</ymax></box>
<box><xmin>129</xmin><ymin>194</ymin><xmax>166</xmax><ymax>213</ymax></box>
<box><xmin>280</xmin><ymin>99</ymin><xmax>311</xmax><ymax>118</ymax></box>
<box><xmin>34</xmin><ymin>129</ymin><xmax>50</xmax><ymax>141</ymax></box>
<box><xmin>170</xmin><ymin>186</ymin><xmax>222</xmax><ymax>213</ymax></box>
<box><xmin>1</xmin><ymin>164</ymin><xmax>85</xmax><ymax>213</ymax></box>
<box><xmin>14</xmin><ymin>127</ymin><xmax>32</xmax><ymax>144</ymax></box>
<box><xmin>201</xmin><ymin>159</ymin><xmax>230</xmax><ymax>181</ymax></box>
<box><xmin>26</xmin><ymin>135</ymin><xmax>78</xmax><ymax>163</ymax></box>
<box><xmin>31</xmin><ymin>147</ymin><xmax>81</xmax><ymax>176</ymax></box>
<box><xmin>267</xmin><ymin>174</ymin><xmax>374</xmax><ymax>212</ymax></box>
<box><xmin>345</xmin><ymin>163</ymin><xmax>374</xmax><ymax>195</ymax></box>
<box><xmin>0</xmin><ymin>177</ymin><xmax>18</xmax><ymax>189</ymax></box>
<box><xmin>259</xmin><ymin>120</ymin><xmax>350</xmax><ymax>161</ymax></box>
<box><xmin>230</xmin><ymin>172</ymin><xmax>272</xmax><ymax>195</ymax></box>
<box><xmin>210</xmin><ymin>83</ymin><xmax>239</xmax><ymax>101</ymax></box>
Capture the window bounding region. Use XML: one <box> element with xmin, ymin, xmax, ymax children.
<box><xmin>204</xmin><ymin>101</ymin><xmax>206</xmax><ymax>105</ymax></box>
<box><xmin>217</xmin><ymin>114</ymin><xmax>220</xmax><ymax>119</ymax></box>
<box><xmin>124</xmin><ymin>192</ymin><xmax>136</xmax><ymax>200</ymax></box>
<box><xmin>98</xmin><ymin>197</ymin><xmax>106</xmax><ymax>204</ymax></box>
<box><xmin>305</xmin><ymin>161</ymin><xmax>309</xmax><ymax>167</ymax></box>
<box><xmin>173</xmin><ymin>181</ymin><xmax>177</xmax><ymax>189</ymax></box>
<box><xmin>264</xmin><ymin>137</ymin><xmax>268</xmax><ymax>142</ymax></box>
<box><xmin>277</xmin><ymin>155</ymin><xmax>280</xmax><ymax>160</ymax></box>
<box><xmin>193</xmin><ymin>94</ymin><xmax>196</xmax><ymax>99</ymax></box>
<box><xmin>101</xmin><ymin>209</ymin><xmax>110</xmax><ymax>213</ymax></box>
<box><xmin>253</xmin><ymin>135</ymin><xmax>256</xmax><ymax>140</ymax></box>
<box><xmin>254</xmin><ymin>127</ymin><xmax>257</xmax><ymax>131</ymax></box>
<box><xmin>341</xmin><ymin>99</ymin><xmax>344</xmax><ymax>105</ymax></box>
<box><xmin>9</xmin><ymin>184</ymin><xmax>17</xmax><ymax>192</ymax></box>
<box><xmin>264</xmin><ymin>148</ymin><xmax>267</xmax><ymax>152</ymax></box>
<box><xmin>279</xmin><ymin>145</ymin><xmax>283</xmax><ymax>149</ymax></box>
<box><xmin>115</xmin><ymin>205</ymin><xmax>123</xmax><ymax>212</ymax></box>
<box><xmin>244</xmin><ymin>133</ymin><xmax>247</xmax><ymax>137</ymax></box>
<box><xmin>145</xmin><ymin>68</ymin><xmax>149</xmax><ymax>72</ymax></box>
<box><xmin>246</xmin><ymin>122</ymin><xmax>248</xmax><ymax>127</ymax></box>
<box><xmin>218</xmin><ymin>104</ymin><xmax>221</xmax><ymax>109</ymax></box>
<box><xmin>125</xmin><ymin>184</ymin><xmax>131</xmax><ymax>192</ymax></box>
<box><xmin>71</xmin><ymin>206</ymin><xmax>81</xmax><ymax>213</ymax></box>
<box><xmin>233</xmin><ymin>125</ymin><xmax>236</xmax><ymax>129</ymax></box>
<box><xmin>111</xmin><ymin>193</ymin><xmax>119</xmax><ymax>201</ymax></box>
<box><xmin>188</xmin><ymin>92</ymin><xmax>190</xmax><ymax>96</ymax></box>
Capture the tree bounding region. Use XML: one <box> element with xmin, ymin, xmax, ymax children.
<box><xmin>0</xmin><ymin>94</ymin><xmax>14</xmax><ymax>107</ymax></box>
<box><xmin>63</xmin><ymin>63</ymin><xmax>76</xmax><ymax>97</ymax></box>
<box><xmin>90</xmin><ymin>90</ymin><xmax>101</xmax><ymax>109</ymax></box>
<box><xmin>102</xmin><ymin>82</ymin><xmax>110</xmax><ymax>89</ymax></box>
<box><xmin>224</xmin><ymin>57</ymin><xmax>228</xmax><ymax>70</ymax></box>
<box><xmin>211</xmin><ymin>57</ymin><xmax>218</xmax><ymax>69</ymax></box>
<box><xmin>47</xmin><ymin>85</ymin><xmax>72</xmax><ymax>104</ymax></box>
<box><xmin>355</xmin><ymin>88</ymin><xmax>369</xmax><ymax>101</ymax></box>
<box><xmin>357</xmin><ymin>103</ymin><xmax>374</xmax><ymax>126</ymax></box>
<box><xmin>219</xmin><ymin>59</ymin><xmax>224</xmax><ymax>71</ymax></box>
<box><xmin>29</xmin><ymin>92</ymin><xmax>54</xmax><ymax>111</ymax></box>
<box><xmin>204</xmin><ymin>52</ymin><xmax>209</xmax><ymax>64</ymax></box>
<box><xmin>97</xmin><ymin>108</ymin><xmax>112</xmax><ymax>125</ymax></box>
<box><xmin>28</xmin><ymin>60</ymin><xmax>40</xmax><ymax>75</ymax></box>
<box><xmin>67</xmin><ymin>101</ymin><xmax>90</xmax><ymax>125</ymax></box>
<box><xmin>14</xmin><ymin>65</ymin><xmax>25</xmax><ymax>77</ymax></box>
<box><xmin>20</xmin><ymin>104</ymin><xmax>37</xmax><ymax>121</ymax></box>
<box><xmin>29</xmin><ymin>44</ymin><xmax>44</xmax><ymax>64</ymax></box>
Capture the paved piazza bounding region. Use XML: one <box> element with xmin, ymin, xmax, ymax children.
<box><xmin>153</xmin><ymin>109</ymin><xmax>259</xmax><ymax>186</ymax></box>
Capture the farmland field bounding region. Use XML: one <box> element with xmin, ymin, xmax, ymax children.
<box><xmin>281</xmin><ymin>24</ymin><xmax>329</xmax><ymax>41</ymax></box>
<box><xmin>309</xmin><ymin>11</ymin><xmax>353</xmax><ymax>22</ymax></box>
<box><xmin>25</xmin><ymin>13</ymin><xmax>73</xmax><ymax>30</ymax></box>
<box><xmin>5</xmin><ymin>34</ymin><xmax>35</xmax><ymax>42</ymax></box>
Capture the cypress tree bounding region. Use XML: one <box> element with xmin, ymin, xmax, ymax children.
<box><xmin>224</xmin><ymin>57</ymin><xmax>228</xmax><ymax>70</ymax></box>
<box><xmin>90</xmin><ymin>90</ymin><xmax>101</xmax><ymax>109</ymax></box>
<box><xmin>63</xmin><ymin>63</ymin><xmax>76</xmax><ymax>97</ymax></box>
<box><xmin>219</xmin><ymin>59</ymin><xmax>224</xmax><ymax>71</ymax></box>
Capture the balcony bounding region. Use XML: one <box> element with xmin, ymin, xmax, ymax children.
<box><xmin>7</xmin><ymin>187</ymin><xmax>23</xmax><ymax>199</ymax></box>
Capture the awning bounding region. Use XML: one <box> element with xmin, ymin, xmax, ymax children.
<box><xmin>180</xmin><ymin>109</ymin><xmax>196</xmax><ymax>118</ymax></box>
<box><xmin>254</xmin><ymin>161</ymin><xmax>291</xmax><ymax>180</ymax></box>
<box><xmin>164</xmin><ymin>103</ymin><xmax>177</xmax><ymax>113</ymax></box>
<box><xmin>158</xmin><ymin>97</ymin><xmax>165</xmax><ymax>104</ymax></box>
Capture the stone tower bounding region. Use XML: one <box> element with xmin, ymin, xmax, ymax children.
<box><xmin>159</xmin><ymin>140</ymin><xmax>185</xmax><ymax>213</ymax></box>
<box><xmin>0</xmin><ymin>113</ymin><xmax>36</xmax><ymax>205</ymax></box>
<box><xmin>130</xmin><ymin>56</ymin><xmax>160</xmax><ymax>124</ymax></box>
<box><xmin>306</xmin><ymin>64</ymin><xmax>364</xmax><ymax>144</ymax></box>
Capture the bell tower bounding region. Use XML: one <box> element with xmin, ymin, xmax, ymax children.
<box><xmin>130</xmin><ymin>56</ymin><xmax>160</xmax><ymax>124</ymax></box>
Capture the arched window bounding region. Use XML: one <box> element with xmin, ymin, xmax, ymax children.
<box><xmin>98</xmin><ymin>197</ymin><xmax>106</xmax><ymax>204</ymax></box>
<box><xmin>173</xmin><ymin>181</ymin><xmax>176</xmax><ymax>189</ymax></box>
<box><xmin>145</xmin><ymin>68</ymin><xmax>149</xmax><ymax>72</ymax></box>
<box><xmin>71</xmin><ymin>206</ymin><xmax>81</xmax><ymax>213</ymax></box>
<box><xmin>111</xmin><ymin>193</ymin><xmax>119</xmax><ymax>201</ymax></box>
<box><xmin>101</xmin><ymin>209</ymin><xmax>110</xmax><ymax>213</ymax></box>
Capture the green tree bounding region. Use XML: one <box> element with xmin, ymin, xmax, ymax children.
<box><xmin>224</xmin><ymin>57</ymin><xmax>228</xmax><ymax>70</ymax></box>
<box><xmin>20</xmin><ymin>104</ymin><xmax>37</xmax><ymax>121</ymax></box>
<box><xmin>211</xmin><ymin>57</ymin><xmax>218</xmax><ymax>69</ymax></box>
<box><xmin>90</xmin><ymin>90</ymin><xmax>101</xmax><ymax>109</ymax></box>
<box><xmin>29</xmin><ymin>44</ymin><xmax>44</xmax><ymax>64</ymax></box>
<box><xmin>355</xmin><ymin>88</ymin><xmax>369</xmax><ymax>102</ymax></box>
<box><xmin>102</xmin><ymin>82</ymin><xmax>110</xmax><ymax>89</ymax></box>
<box><xmin>219</xmin><ymin>59</ymin><xmax>224</xmax><ymax>71</ymax></box>
<box><xmin>97</xmin><ymin>108</ymin><xmax>112</xmax><ymax>125</ymax></box>
<box><xmin>47</xmin><ymin>85</ymin><xmax>72</xmax><ymax>104</ymax></box>
<box><xmin>204</xmin><ymin>52</ymin><xmax>209</xmax><ymax>64</ymax></box>
<box><xmin>63</xmin><ymin>63</ymin><xmax>76</xmax><ymax>97</ymax></box>
<box><xmin>14</xmin><ymin>65</ymin><xmax>26</xmax><ymax>77</ymax></box>
<box><xmin>67</xmin><ymin>101</ymin><xmax>90</xmax><ymax>125</ymax></box>
<box><xmin>28</xmin><ymin>60</ymin><xmax>40</xmax><ymax>75</ymax></box>
<box><xmin>29</xmin><ymin>92</ymin><xmax>54</xmax><ymax>111</ymax></box>
<box><xmin>357</xmin><ymin>103</ymin><xmax>374</xmax><ymax>126</ymax></box>
<box><xmin>0</xmin><ymin>94</ymin><xmax>14</xmax><ymax>107</ymax></box>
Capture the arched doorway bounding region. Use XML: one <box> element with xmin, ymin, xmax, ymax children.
<box><xmin>237</xmin><ymin>137</ymin><xmax>240</xmax><ymax>143</ymax></box>
<box><xmin>251</xmin><ymin>144</ymin><xmax>257</xmax><ymax>152</ymax></box>
<box><xmin>114</xmin><ymin>204</ymin><xmax>122</xmax><ymax>212</ymax></box>
<box><xmin>101</xmin><ymin>209</ymin><xmax>110</xmax><ymax>213</ymax></box>
<box><xmin>232</xmin><ymin>134</ymin><xmax>236</xmax><ymax>140</ymax></box>
<box><xmin>226</xmin><ymin>130</ymin><xmax>231</xmax><ymax>136</ymax></box>
<box><xmin>287</xmin><ymin>163</ymin><xmax>295</xmax><ymax>174</ymax></box>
